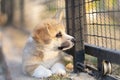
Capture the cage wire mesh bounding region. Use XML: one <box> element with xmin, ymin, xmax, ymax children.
<box><xmin>84</xmin><ymin>0</ymin><xmax>120</xmax><ymax>77</ymax></box>
<box><xmin>84</xmin><ymin>0</ymin><xmax>120</xmax><ymax>50</ymax></box>
<box><xmin>44</xmin><ymin>0</ymin><xmax>66</xmax><ymax>25</ymax></box>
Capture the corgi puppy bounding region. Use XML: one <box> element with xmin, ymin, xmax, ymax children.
<box><xmin>22</xmin><ymin>11</ymin><xmax>75</xmax><ymax>78</ymax></box>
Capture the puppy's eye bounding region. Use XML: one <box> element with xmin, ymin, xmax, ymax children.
<box><xmin>56</xmin><ymin>32</ymin><xmax>62</xmax><ymax>38</ymax></box>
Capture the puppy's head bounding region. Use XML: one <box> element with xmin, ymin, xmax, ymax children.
<box><xmin>32</xmin><ymin>19</ymin><xmax>75</xmax><ymax>50</ymax></box>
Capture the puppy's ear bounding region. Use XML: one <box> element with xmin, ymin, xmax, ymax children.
<box><xmin>32</xmin><ymin>26</ymin><xmax>51</xmax><ymax>44</ymax></box>
<box><xmin>52</xmin><ymin>9</ymin><xmax>64</xmax><ymax>23</ymax></box>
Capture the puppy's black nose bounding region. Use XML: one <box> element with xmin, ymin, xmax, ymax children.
<box><xmin>71</xmin><ymin>38</ymin><xmax>76</xmax><ymax>43</ymax></box>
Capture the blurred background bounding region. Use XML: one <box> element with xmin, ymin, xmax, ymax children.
<box><xmin>0</xmin><ymin>0</ymin><xmax>66</xmax><ymax>80</ymax></box>
<box><xmin>0</xmin><ymin>0</ymin><xmax>120</xmax><ymax>80</ymax></box>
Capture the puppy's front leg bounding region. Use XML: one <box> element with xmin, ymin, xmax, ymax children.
<box><xmin>51</xmin><ymin>63</ymin><xmax>66</xmax><ymax>75</ymax></box>
<box><xmin>32</xmin><ymin>65</ymin><xmax>52</xmax><ymax>78</ymax></box>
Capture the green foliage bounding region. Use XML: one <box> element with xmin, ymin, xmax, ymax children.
<box><xmin>85</xmin><ymin>54</ymin><xmax>97</xmax><ymax>67</ymax></box>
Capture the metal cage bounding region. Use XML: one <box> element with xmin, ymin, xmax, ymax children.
<box><xmin>64</xmin><ymin>0</ymin><xmax>120</xmax><ymax>78</ymax></box>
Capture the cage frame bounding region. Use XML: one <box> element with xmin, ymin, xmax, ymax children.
<box><xmin>65</xmin><ymin>0</ymin><xmax>120</xmax><ymax>78</ymax></box>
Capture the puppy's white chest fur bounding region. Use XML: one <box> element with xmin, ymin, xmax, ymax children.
<box><xmin>41</xmin><ymin>50</ymin><xmax>61</xmax><ymax>68</ymax></box>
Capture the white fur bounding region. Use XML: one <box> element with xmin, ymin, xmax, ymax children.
<box><xmin>28</xmin><ymin>37</ymin><xmax>33</xmax><ymax>42</ymax></box>
<box><xmin>32</xmin><ymin>65</ymin><xmax>52</xmax><ymax>78</ymax></box>
<box><xmin>41</xmin><ymin>50</ymin><xmax>61</xmax><ymax>68</ymax></box>
<box><xmin>32</xmin><ymin>63</ymin><xmax>66</xmax><ymax>78</ymax></box>
<box><xmin>64</xmin><ymin>33</ymin><xmax>74</xmax><ymax>40</ymax></box>
<box><xmin>24</xmin><ymin>37</ymin><xmax>34</xmax><ymax>54</ymax></box>
<box><xmin>31</xmin><ymin>33</ymin><xmax>73</xmax><ymax>77</ymax></box>
<box><xmin>51</xmin><ymin>63</ymin><xmax>66</xmax><ymax>75</ymax></box>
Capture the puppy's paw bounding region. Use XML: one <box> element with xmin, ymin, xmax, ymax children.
<box><xmin>51</xmin><ymin>63</ymin><xmax>66</xmax><ymax>76</ymax></box>
<box><xmin>32</xmin><ymin>65</ymin><xmax>52</xmax><ymax>78</ymax></box>
<box><xmin>54</xmin><ymin>68</ymin><xmax>66</xmax><ymax>76</ymax></box>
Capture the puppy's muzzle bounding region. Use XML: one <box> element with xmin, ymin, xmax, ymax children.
<box><xmin>58</xmin><ymin>38</ymin><xmax>76</xmax><ymax>50</ymax></box>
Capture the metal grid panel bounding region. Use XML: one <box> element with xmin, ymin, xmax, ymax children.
<box><xmin>84</xmin><ymin>0</ymin><xmax>120</xmax><ymax>77</ymax></box>
<box><xmin>44</xmin><ymin>0</ymin><xmax>65</xmax><ymax>18</ymax></box>
<box><xmin>84</xmin><ymin>0</ymin><xmax>120</xmax><ymax>51</ymax></box>
<box><xmin>44</xmin><ymin>0</ymin><xmax>67</xmax><ymax>30</ymax></box>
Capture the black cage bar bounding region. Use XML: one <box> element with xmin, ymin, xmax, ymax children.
<box><xmin>65</xmin><ymin>0</ymin><xmax>85</xmax><ymax>72</ymax></box>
